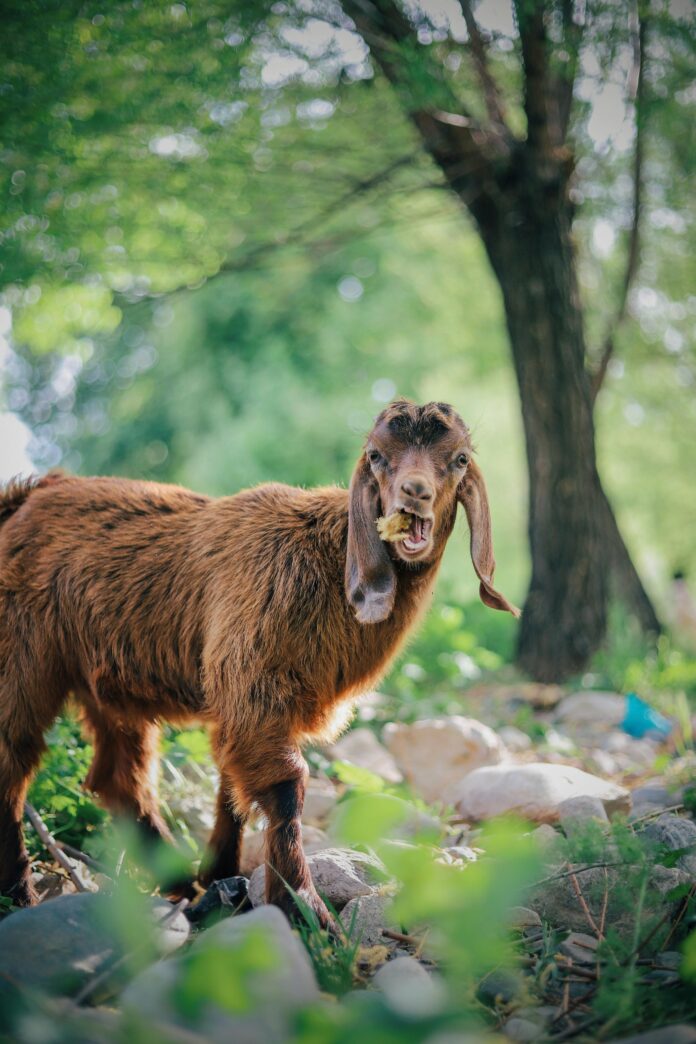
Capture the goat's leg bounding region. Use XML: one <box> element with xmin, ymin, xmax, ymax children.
<box><xmin>0</xmin><ymin>684</ymin><xmax>63</xmax><ymax>907</ymax></box>
<box><xmin>199</xmin><ymin>774</ymin><xmax>248</xmax><ymax>885</ymax></box>
<box><xmin>228</xmin><ymin>741</ymin><xmax>336</xmax><ymax>931</ymax></box>
<box><xmin>83</xmin><ymin>711</ymin><xmax>173</xmax><ymax>845</ymax></box>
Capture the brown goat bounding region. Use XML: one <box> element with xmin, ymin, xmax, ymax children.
<box><xmin>0</xmin><ymin>400</ymin><xmax>517</xmax><ymax>927</ymax></box>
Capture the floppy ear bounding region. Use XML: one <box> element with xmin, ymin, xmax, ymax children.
<box><xmin>457</xmin><ymin>458</ymin><xmax>520</xmax><ymax>617</ymax></box>
<box><xmin>345</xmin><ymin>455</ymin><xmax>396</xmax><ymax>624</ymax></box>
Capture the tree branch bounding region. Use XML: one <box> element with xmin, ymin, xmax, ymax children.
<box><xmin>556</xmin><ymin>0</ymin><xmax>585</xmax><ymax>141</ymax></box>
<box><xmin>457</xmin><ymin>0</ymin><xmax>510</xmax><ymax>136</ymax></box>
<box><xmin>590</xmin><ymin>8</ymin><xmax>647</xmax><ymax>403</ymax></box>
<box><xmin>514</xmin><ymin>0</ymin><xmax>554</xmax><ymax>159</ymax></box>
<box><xmin>341</xmin><ymin>0</ymin><xmax>502</xmax><ymax>193</ymax></box>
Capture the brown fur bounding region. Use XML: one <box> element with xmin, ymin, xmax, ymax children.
<box><xmin>0</xmin><ymin>400</ymin><xmax>516</xmax><ymax>925</ymax></box>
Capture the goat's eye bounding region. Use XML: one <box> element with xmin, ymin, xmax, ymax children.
<box><xmin>456</xmin><ymin>453</ymin><xmax>470</xmax><ymax>468</ymax></box>
<box><xmin>368</xmin><ymin>450</ymin><xmax>383</xmax><ymax>465</ymax></box>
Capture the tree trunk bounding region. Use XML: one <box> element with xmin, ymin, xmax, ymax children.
<box><xmin>472</xmin><ymin>183</ymin><xmax>608</xmax><ymax>681</ymax></box>
<box><xmin>596</xmin><ymin>486</ymin><xmax>661</xmax><ymax>634</ymax></box>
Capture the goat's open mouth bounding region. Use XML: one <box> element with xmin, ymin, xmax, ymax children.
<box><xmin>399</xmin><ymin>513</ymin><xmax>433</xmax><ymax>554</ymax></box>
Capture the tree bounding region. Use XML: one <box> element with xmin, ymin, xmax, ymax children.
<box><xmin>2</xmin><ymin>0</ymin><xmax>693</xmax><ymax>680</ymax></box>
<box><xmin>334</xmin><ymin>0</ymin><xmax>673</xmax><ymax>678</ymax></box>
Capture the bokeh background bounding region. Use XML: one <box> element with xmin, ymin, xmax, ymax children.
<box><xmin>1</xmin><ymin>0</ymin><xmax>694</xmax><ymax>618</ymax></box>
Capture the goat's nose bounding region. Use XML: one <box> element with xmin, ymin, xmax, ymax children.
<box><xmin>401</xmin><ymin>478</ymin><xmax>433</xmax><ymax>502</ymax></box>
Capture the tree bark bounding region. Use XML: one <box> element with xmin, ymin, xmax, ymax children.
<box><xmin>471</xmin><ymin>178</ymin><xmax>608</xmax><ymax>680</ymax></box>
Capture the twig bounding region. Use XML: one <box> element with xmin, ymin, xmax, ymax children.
<box><xmin>24</xmin><ymin>802</ymin><xmax>89</xmax><ymax>893</ymax></box>
<box><xmin>658</xmin><ymin>882</ymin><xmax>696</xmax><ymax>953</ymax></box>
<box><xmin>382</xmin><ymin>928</ymin><xmax>425</xmax><ymax>946</ymax></box>
<box><xmin>457</xmin><ymin>0</ymin><xmax>509</xmax><ymax>134</ymax></box>
<box><xmin>570</xmin><ymin>870</ymin><xmax>602</xmax><ymax>938</ymax></box>
<box><xmin>534</xmin><ymin>860</ymin><xmax>627</xmax><ymax>887</ymax></box>
<box><xmin>74</xmin><ymin>897</ymin><xmax>189</xmax><ymax>1006</ymax></box>
<box><xmin>57</xmin><ymin>842</ymin><xmax>109</xmax><ymax>875</ymax></box>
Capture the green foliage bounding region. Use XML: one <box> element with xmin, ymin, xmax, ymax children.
<box><xmin>27</xmin><ymin>714</ymin><xmax>106</xmax><ymax>854</ymax></box>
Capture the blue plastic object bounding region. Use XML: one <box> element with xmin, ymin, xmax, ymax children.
<box><xmin>621</xmin><ymin>692</ymin><xmax>672</xmax><ymax>739</ymax></box>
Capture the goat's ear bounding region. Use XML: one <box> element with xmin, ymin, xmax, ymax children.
<box><xmin>345</xmin><ymin>455</ymin><xmax>396</xmax><ymax>624</ymax></box>
<box><xmin>457</xmin><ymin>458</ymin><xmax>520</xmax><ymax>617</ymax></box>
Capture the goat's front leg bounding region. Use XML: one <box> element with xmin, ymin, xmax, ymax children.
<box><xmin>229</xmin><ymin>741</ymin><xmax>337</xmax><ymax>932</ymax></box>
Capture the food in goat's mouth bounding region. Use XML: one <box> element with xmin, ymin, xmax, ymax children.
<box><xmin>377</xmin><ymin>511</ymin><xmax>433</xmax><ymax>553</ymax></box>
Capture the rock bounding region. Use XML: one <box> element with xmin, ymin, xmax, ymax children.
<box><xmin>382</xmin><ymin>717</ymin><xmax>505</xmax><ymax>804</ymax></box>
<box><xmin>240</xmin><ymin>823</ymin><xmax>331</xmax><ymax>876</ymax></box>
<box><xmin>498</xmin><ymin>726</ymin><xmax>533</xmax><ymax>752</ymax></box>
<box><xmin>555</xmin><ymin>691</ymin><xmax>625</xmax><ymax>727</ymax></box>
<box><xmin>476</xmin><ymin>968</ymin><xmax>525</xmax><ymax>1008</ymax></box>
<box><xmin>629</xmin><ymin>780</ymin><xmax>683</xmax><ymax>820</ymax></box>
<box><xmin>302</xmin><ymin>777</ymin><xmax>338</xmax><ymax>826</ymax></box>
<box><xmin>642</xmin><ymin>813</ymin><xmax>696</xmax><ymax>875</ymax></box>
<box><xmin>531</xmin><ymin>823</ymin><xmax>562</xmax><ymax>853</ymax></box>
<box><xmin>441</xmin><ymin>845</ymin><xmax>478</xmax><ymax>863</ymax></box>
<box><xmin>559</xmin><ymin>931</ymin><xmax>599</xmax><ymax>963</ymax></box>
<box><xmin>327</xmin><ymin>728</ymin><xmax>403</xmax><ymax>783</ymax></box>
<box><xmin>340</xmin><ymin>893</ymin><xmax>393</xmax><ymax>948</ymax></box>
<box><xmin>587</xmin><ymin>749</ymin><xmax>619</xmax><ymax>777</ymax></box>
<box><xmin>605</xmin><ymin>1026</ymin><xmax>696</xmax><ymax>1044</ymax></box>
<box><xmin>558</xmin><ymin>795</ymin><xmax>610</xmax><ymax>837</ymax></box>
<box><xmin>506</xmin><ymin>906</ymin><xmax>542</xmax><ymax>930</ymax></box>
<box><xmin>530</xmin><ymin>863</ymin><xmax>690</xmax><ymax>936</ymax></box>
<box><xmin>504</xmin><ymin>1017</ymin><xmax>542</xmax><ymax>1042</ymax></box>
<box><xmin>122</xmin><ymin>906</ymin><xmax>319</xmax><ymax>1043</ymax></box>
<box><xmin>248</xmin><ymin>847</ymin><xmax>386</xmax><ymax>910</ymax></box>
<box><xmin>543</xmin><ymin>728</ymin><xmax>576</xmax><ymax>755</ymax></box>
<box><xmin>451</xmin><ymin>763</ymin><xmax>631</xmax><ymax>823</ymax></box>
<box><xmin>373</xmin><ymin>956</ymin><xmax>446</xmax><ymax>1017</ymax></box>
<box><xmin>185</xmin><ymin>876</ymin><xmax>250</xmax><ymax>925</ymax></box>
<box><xmin>0</xmin><ymin>893</ymin><xmax>189</xmax><ymax>1004</ymax></box>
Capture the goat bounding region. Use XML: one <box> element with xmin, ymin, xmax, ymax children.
<box><xmin>0</xmin><ymin>400</ymin><xmax>517</xmax><ymax>927</ymax></box>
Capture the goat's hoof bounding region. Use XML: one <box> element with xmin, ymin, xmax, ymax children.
<box><xmin>277</xmin><ymin>888</ymin><xmax>340</xmax><ymax>937</ymax></box>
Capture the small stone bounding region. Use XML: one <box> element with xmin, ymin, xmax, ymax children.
<box><xmin>587</xmin><ymin>749</ymin><xmax>619</xmax><ymax>776</ymax></box>
<box><xmin>559</xmin><ymin>931</ymin><xmax>599</xmax><ymax>963</ymax></box>
<box><xmin>498</xmin><ymin>726</ymin><xmax>533</xmax><ymax>752</ymax></box>
<box><xmin>328</xmin><ymin>728</ymin><xmax>403</xmax><ymax>783</ymax></box>
<box><xmin>558</xmin><ymin>795</ymin><xmax>610</xmax><ymax>837</ymax></box>
<box><xmin>248</xmin><ymin>847</ymin><xmax>386</xmax><ymax>910</ymax></box>
<box><xmin>531</xmin><ymin>823</ymin><xmax>561</xmax><ymax>852</ymax></box>
<box><xmin>382</xmin><ymin>717</ymin><xmax>505</xmax><ymax>805</ymax></box>
<box><xmin>629</xmin><ymin>781</ymin><xmax>683</xmax><ymax>821</ymax></box>
<box><xmin>504</xmin><ymin>1017</ymin><xmax>542</xmax><ymax>1042</ymax></box>
<box><xmin>555</xmin><ymin>692</ymin><xmax>626</xmax><ymax>727</ymax></box>
<box><xmin>451</xmin><ymin>763</ymin><xmax>631</xmax><ymax>823</ymax></box>
<box><xmin>642</xmin><ymin>813</ymin><xmax>696</xmax><ymax>875</ymax></box>
<box><xmin>442</xmin><ymin>845</ymin><xmax>478</xmax><ymax>863</ymax></box>
<box><xmin>373</xmin><ymin>956</ymin><xmax>446</xmax><ymax>1017</ymax></box>
<box><xmin>185</xmin><ymin>876</ymin><xmax>249</xmax><ymax>925</ymax></box>
<box><xmin>506</xmin><ymin>906</ymin><xmax>542</xmax><ymax>929</ymax></box>
<box><xmin>340</xmin><ymin>893</ymin><xmax>393</xmax><ymax>948</ymax></box>
<box><xmin>476</xmin><ymin>968</ymin><xmax>524</xmax><ymax>1008</ymax></box>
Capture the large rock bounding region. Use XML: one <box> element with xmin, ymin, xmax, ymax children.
<box><xmin>629</xmin><ymin>780</ymin><xmax>684</xmax><ymax>820</ymax></box>
<box><xmin>530</xmin><ymin>863</ymin><xmax>690</xmax><ymax>936</ymax></box>
<box><xmin>642</xmin><ymin>813</ymin><xmax>696</xmax><ymax>876</ymax></box>
<box><xmin>382</xmin><ymin>716</ymin><xmax>505</xmax><ymax>804</ymax></box>
<box><xmin>248</xmin><ymin>847</ymin><xmax>387</xmax><ymax>910</ymax></box>
<box><xmin>0</xmin><ymin>893</ymin><xmax>189</xmax><ymax>1005</ymax></box>
<box><xmin>327</xmin><ymin>728</ymin><xmax>403</xmax><ymax>783</ymax></box>
<box><xmin>450</xmin><ymin>763</ymin><xmax>631</xmax><ymax>823</ymax></box>
<box><xmin>121</xmin><ymin>906</ymin><xmax>319</xmax><ymax>1043</ymax></box>
<box><xmin>240</xmin><ymin>824</ymin><xmax>331</xmax><ymax>877</ymax></box>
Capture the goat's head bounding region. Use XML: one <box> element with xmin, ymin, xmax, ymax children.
<box><xmin>345</xmin><ymin>399</ymin><xmax>519</xmax><ymax>624</ymax></box>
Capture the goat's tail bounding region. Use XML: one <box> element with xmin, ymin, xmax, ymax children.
<box><xmin>0</xmin><ymin>471</ymin><xmax>65</xmax><ymax>527</ymax></box>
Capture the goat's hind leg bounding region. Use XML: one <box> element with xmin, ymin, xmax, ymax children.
<box><xmin>0</xmin><ymin>680</ymin><xmax>64</xmax><ymax>907</ymax></box>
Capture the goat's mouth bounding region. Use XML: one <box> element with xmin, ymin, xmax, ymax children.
<box><xmin>397</xmin><ymin>512</ymin><xmax>434</xmax><ymax>556</ymax></box>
